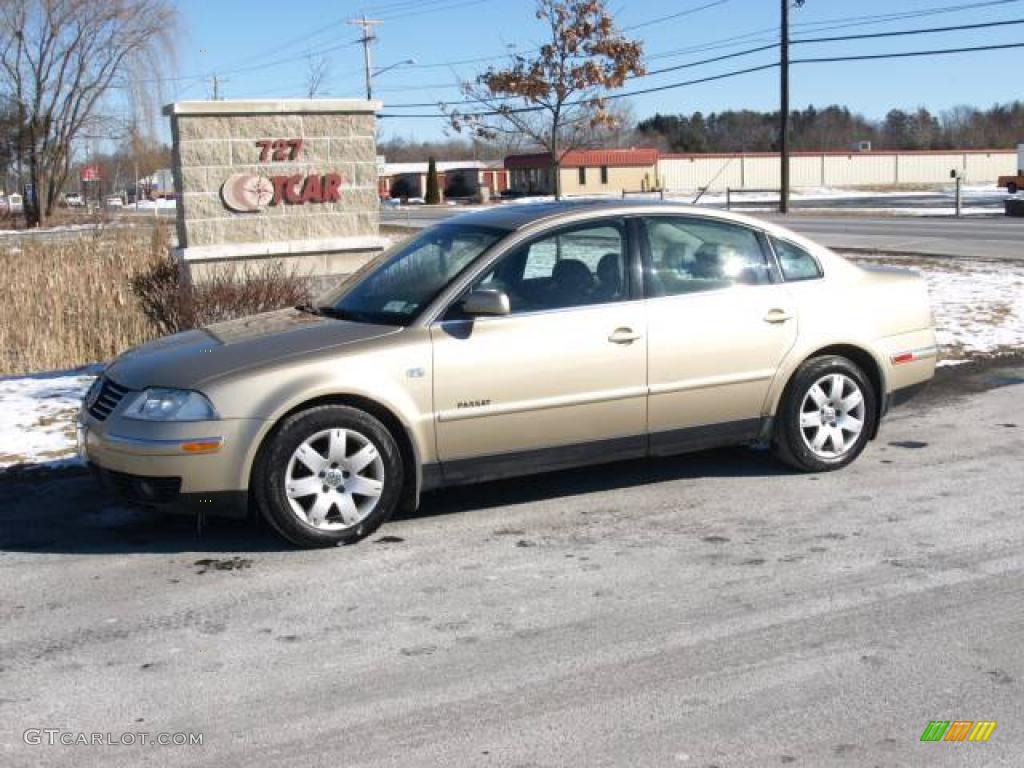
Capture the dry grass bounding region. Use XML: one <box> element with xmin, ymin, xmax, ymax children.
<box><xmin>0</xmin><ymin>223</ymin><xmax>411</xmax><ymax>377</ymax></box>
<box><xmin>1</xmin><ymin>225</ymin><xmax>169</xmax><ymax>375</ymax></box>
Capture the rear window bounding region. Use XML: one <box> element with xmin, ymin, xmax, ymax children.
<box><xmin>771</xmin><ymin>237</ymin><xmax>823</xmax><ymax>282</ymax></box>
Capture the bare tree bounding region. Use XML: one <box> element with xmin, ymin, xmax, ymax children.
<box><xmin>446</xmin><ymin>0</ymin><xmax>643</xmax><ymax>198</ymax></box>
<box><xmin>305</xmin><ymin>55</ymin><xmax>330</xmax><ymax>99</ymax></box>
<box><xmin>0</xmin><ymin>0</ymin><xmax>177</xmax><ymax>226</ymax></box>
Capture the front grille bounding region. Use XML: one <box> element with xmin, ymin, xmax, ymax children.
<box><xmin>87</xmin><ymin>377</ymin><xmax>132</xmax><ymax>421</ymax></box>
<box><xmin>95</xmin><ymin>466</ymin><xmax>182</xmax><ymax>504</ymax></box>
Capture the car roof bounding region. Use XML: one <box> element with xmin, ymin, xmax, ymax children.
<box><xmin>440</xmin><ymin>198</ymin><xmax>772</xmax><ymax>233</ymax></box>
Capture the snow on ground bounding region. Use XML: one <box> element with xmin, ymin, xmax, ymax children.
<box><xmin>131</xmin><ymin>198</ymin><xmax>177</xmax><ymax>211</ymax></box>
<box><xmin>466</xmin><ymin>185</ymin><xmax>1010</xmax><ymax>214</ymax></box>
<box><xmin>846</xmin><ymin>254</ymin><xmax>1024</xmax><ymax>365</ymax></box>
<box><xmin>0</xmin><ymin>366</ymin><xmax>99</xmax><ymax>470</ymax></box>
<box><xmin>1</xmin><ymin>254</ymin><xmax>1022</xmax><ymax>471</ymax></box>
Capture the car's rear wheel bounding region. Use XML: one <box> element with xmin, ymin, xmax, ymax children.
<box><xmin>255</xmin><ymin>405</ymin><xmax>403</xmax><ymax>548</ymax></box>
<box><xmin>773</xmin><ymin>355</ymin><xmax>877</xmax><ymax>472</ymax></box>
<box><xmin>1008</xmin><ymin>182</ymin><xmax>1019</xmax><ymax>195</ymax></box>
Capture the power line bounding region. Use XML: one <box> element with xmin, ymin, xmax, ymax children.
<box><xmin>138</xmin><ymin>0</ymin><xmax>1024</xmax><ymax>94</ymax></box>
<box><xmin>377</xmin><ymin>0</ymin><xmax>502</xmax><ymax>21</ymax></box>
<box><xmin>646</xmin><ymin>43</ymin><xmax>778</xmax><ymax>77</ymax></box>
<box><xmin>792</xmin><ymin>0</ymin><xmax>1023</xmax><ymax>31</ymax></box>
<box><xmin>379</xmin><ymin>63</ymin><xmax>780</xmax><ymax>118</ymax></box>
<box><xmin>383</xmin><ymin>16</ymin><xmax>1024</xmax><ymax>110</ymax></box>
<box><xmin>379</xmin><ymin>38</ymin><xmax>1024</xmax><ymax>119</ymax></box>
<box><xmin>792</xmin><ymin>39</ymin><xmax>1024</xmax><ymax>64</ymax></box>
<box><xmin>623</xmin><ymin>0</ymin><xmax>730</xmax><ymax>31</ymax></box>
<box><xmin>793</xmin><ymin>16</ymin><xmax>1024</xmax><ymax>44</ymax></box>
<box><xmin>404</xmin><ymin>0</ymin><xmax>732</xmax><ymax>70</ymax></box>
<box><xmin>645</xmin><ymin>0</ymin><xmax>1024</xmax><ymax>63</ymax></box>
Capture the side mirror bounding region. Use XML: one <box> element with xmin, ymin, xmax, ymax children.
<box><xmin>460</xmin><ymin>288</ymin><xmax>510</xmax><ymax>317</ymax></box>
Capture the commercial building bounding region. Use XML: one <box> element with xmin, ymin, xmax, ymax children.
<box><xmin>378</xmin><ymin>160</ymin><xmax>509</xmax><ymax>200</ymax></box>
<box><xmin>504</xmin><ymin>148</ymin><xmax>660</xmax><ymax>196</ymax></box>
<box><xmin>657</xmin><ymin>148</ymin><xmax>1018</xmax><ymax>192</ymax></box>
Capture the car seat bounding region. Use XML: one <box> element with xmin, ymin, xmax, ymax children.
<box><xmin>692</xmin><ymin>243</ymin><xmax>725</xmax><ymax>279</ymax></box>
<box><xmin>549</xmin><ymin>259</ymin><xmax>595</xmax><ymax>307</ymax></box>
<box><xmin>594</xmin><ymin>252</ymin><xmax>622</xmax><ymax>300</ymax></box>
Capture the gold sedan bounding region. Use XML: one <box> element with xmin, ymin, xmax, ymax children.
<box><xmin>79</xmin><ymin>202</ymin><xmax>936</xmax><ymax>547</ymax></box>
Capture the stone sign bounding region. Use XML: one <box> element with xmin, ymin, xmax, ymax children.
<box><xmin>163</xmin><ymin>99</ymin><xmax>387</xmax><ymax>284</ymax></box>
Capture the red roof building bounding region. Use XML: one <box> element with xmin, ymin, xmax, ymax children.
<box><xmin>504</xmin><ymin>148</ymin><xmax>659</xmax><ymax>196</ymax></box>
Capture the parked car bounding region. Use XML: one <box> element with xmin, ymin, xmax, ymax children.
<box><xmin>104</xmin><ymin>195</ymin><xmax>124</xmax><ymax>208</ymax></box>
<box><xmin>64</xmin><ymin>193</ymin><xmax>84</xmax><ymax>207</ymax></box>
<box><xmin>1</xmin><ymin>193</ymin><xmax>24</xmax><ymax>214</ymax></box>
<box><xmin>79</xmin><ymin>201</ymin><xmax>937</xmax><ymax>548</ymax></box>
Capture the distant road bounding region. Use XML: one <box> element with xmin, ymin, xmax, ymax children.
<box><xmin>761</xmin><ymin>214</ymin><xmax>1024</xmax><ymax>260</ymax></box>
<box><xmin>383</xmin><ymin>204</ymin><xmax>1024</xmax><ymax>260</ymax></box>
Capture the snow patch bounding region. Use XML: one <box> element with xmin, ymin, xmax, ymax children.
<box><xmin>846</xmin><ymin>255</ymin><xmax>1024</xmax><ymax>363</ymax></box>
<box><xmin>0</xmin><ymin>367</ymin><xmax>99</xmax><ymax>470</ymax></box>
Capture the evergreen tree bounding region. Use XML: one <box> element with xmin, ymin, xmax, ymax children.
<box><xmin>425</xmin><ymin>156</ymin><xmax>440</xmax><ymax>205</ymax></box>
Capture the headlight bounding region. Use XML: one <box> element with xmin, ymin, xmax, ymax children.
<box><xmin>122</xmin><ymin>388</ymin><xmax>219</xmax><ymax>422</ymax></box>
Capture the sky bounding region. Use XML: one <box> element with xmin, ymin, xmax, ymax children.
<box><xmin>162</xmin><ymin>0</ymin><xmax>1024</xmax><ymax>142</ymax></box>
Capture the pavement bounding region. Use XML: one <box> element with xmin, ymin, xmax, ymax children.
<box><xmin>762</xmin><ymin>214</ymin><xmax>1024</xmax><ymax>261</ymax></box>
<box><xmin>2</xmin><ymin>358</ymin><xmax>1023</xmax><ymax>767</ymax></box>
<box><xmin>382</xmin><ymin>205</ymin><xmax>1024</xmax><ymax>261</ymax></box>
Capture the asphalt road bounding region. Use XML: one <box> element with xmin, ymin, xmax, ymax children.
<box><xmin>2</xmin><ymin>360</ymin><xmax>1023</xmax><ymax>767</ymax></box>
<box><xmin>382</xmin><ymin>205</ymin><xmax>1024</xmax><ymax>260</ymax></box>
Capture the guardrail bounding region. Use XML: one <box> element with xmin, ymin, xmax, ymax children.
<box><xmin>621</xmin><ymin>190</ymin><xmax>665</xmax><ymax>200</ymax></box>
<box><xmin>725</xmin><ymin>188</ymin><xmax>779</xmax><ymax>210</ymax></box>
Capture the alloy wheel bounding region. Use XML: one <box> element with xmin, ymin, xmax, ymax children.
<box><xmin>284</xmin><ymin>428</ymin><xmax>385</xmax><ymax>530</ymax></box>
<box><xmin>798</xmin><ymin>373</ymin><xmax>866</xmax><ymax>459</ymax></box>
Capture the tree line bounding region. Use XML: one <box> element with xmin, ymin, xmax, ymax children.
<box><xmin>635</xmin><ymin>103</ymin><xmax>1024</xmax><ymax>154</ymax></box>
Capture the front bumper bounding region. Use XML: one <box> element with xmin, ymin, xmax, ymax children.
<box><xmin>78</xmin><ymin>412</ymin><xmax>268</xmax><ymax>518</ymax></box>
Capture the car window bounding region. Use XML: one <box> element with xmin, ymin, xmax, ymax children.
<box><xmin>643</xmin><ymin>217</ymin><xmax>772</xmax><ymax>297</ymax></box>
<box><xmin>465</xmin><ymin>221</ymin><xmax>628</xmax><ymax>315</ymax></box>
<box><xmin>771</xmin><ymin>237</ymin><xmax>823</xmax><ymax>281</ymax></box>
<box><xmin>321</xmin><ymin>223</ymin><xmax>502</xmax><ymax>325</ymax></box>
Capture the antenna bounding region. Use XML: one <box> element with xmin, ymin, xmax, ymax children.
<box><xmin>210</xmin><ymin>73</ymin><xmax>229</xmax><ymax>100</ymax></box>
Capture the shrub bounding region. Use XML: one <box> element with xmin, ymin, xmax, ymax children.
<box><xmin>131</xmin><ymin>253</ymin><xmax>312</xmax><ymax>336</ymax></box>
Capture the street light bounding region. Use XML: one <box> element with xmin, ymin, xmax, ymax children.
<box><xmin>368</xmin><ymin>58</ymin><xmax>416</xmax><ymax>99</ymax></box>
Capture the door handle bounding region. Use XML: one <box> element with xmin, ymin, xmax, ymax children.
<box><xmin>763</xmin><ymin>309</ymin><xmax>793</xmax><ymax>324</ymax></box>
<box><xmin>608</xmin><ymin>327</ymin><xmax>642</xmax><ymax>344</ymax></box>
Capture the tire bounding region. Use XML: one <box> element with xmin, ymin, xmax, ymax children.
<box><xmin>772</xmin><ymin>355</ymin><xmax>877</xmax><ymax>473</ymax></box>
<box><xmin>1008</xmin><ymin>182</ymin><xmax>1019</xmax><ymax>195</ymax></box>
<box><xmin>254</xmin><ymin>405</ymin><xmax>404</xmax><ymax>548</ymax></box>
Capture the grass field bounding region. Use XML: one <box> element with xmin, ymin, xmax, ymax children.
<box><xmin>0</xmin><ymin>226</ymin><xmax>169</xmax><ymax>376</ymax></box>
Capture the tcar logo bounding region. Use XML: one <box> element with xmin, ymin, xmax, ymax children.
<box><xmin>220</xmin><ymin>172</ymin><xmax>344</xmax><ymax>212</ymax></box>
<box><xmin>220</xmin><ymin>174</ymin><xmax>275</xmax><ymax>212</ymax></box>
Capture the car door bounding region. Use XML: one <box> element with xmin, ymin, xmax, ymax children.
<box><xmin>641</xmin><ymin>215</ymin><xmax>798</xmax><ymax>454</ymax></box>
<box><xmin>430</xmin><ymin>218</ymin><xmax>648</xmax><ymax>483</ymax></box>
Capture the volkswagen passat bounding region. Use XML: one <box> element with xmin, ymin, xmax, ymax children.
<box><xmin>79</xmin><ymin>202</ymin><xmax>936</xmax><ymax>547</ymax></box>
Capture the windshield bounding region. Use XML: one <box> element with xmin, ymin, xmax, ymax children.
<box><xmin>318</xmin><ymin>223</ymin><xmax>505</xmax><ymax>325</ymax></box>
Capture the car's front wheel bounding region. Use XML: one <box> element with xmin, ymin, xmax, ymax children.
<box><xmin>255</xmin><ymin>405</ymin><xmax>404</xmax><ymax>548</ymax></box>
<box><xmin>773</xmin><ymin>355</ymin><xmax>877</xmax><ymax>472</ymax></box>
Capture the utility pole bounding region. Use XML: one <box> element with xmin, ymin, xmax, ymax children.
<box><xmin>349</xmin><ymin>15</ymin><xmax>382</xmax><ymax>100</ymax></box>
<box><xmin>780</xmin><ymin>0</ymin><xmax>805</xmax><ymax>214</ymax></box>
<box><xmin>779</xmin><ymin>0</ymin><xmax>790</xmax><ymax>214</ymax></box>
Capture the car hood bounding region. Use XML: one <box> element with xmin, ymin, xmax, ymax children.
<box><xmin>105</xmin><ymin>308</ymin><xmax>400</xmax><ymax>391</ymax></box>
